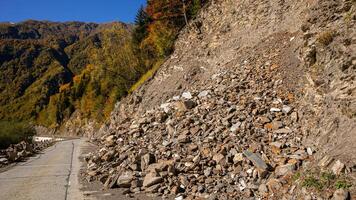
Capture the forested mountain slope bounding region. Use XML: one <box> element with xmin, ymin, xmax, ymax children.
<box><xmin>0</xmin><ymin>21</ymin><xmax>140</xmax><ymax>128</ymax></box>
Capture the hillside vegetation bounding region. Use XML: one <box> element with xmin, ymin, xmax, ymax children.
<box><xmin>0</xmin><ymin>0</ymin><xmax>206</xmax><ymax>129</ymax></box>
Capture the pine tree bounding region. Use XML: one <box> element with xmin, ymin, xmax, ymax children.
<box><xmin>132</xmin><ymin>6</ymin><xmax>150</xmax><ymax>46</ymax></box>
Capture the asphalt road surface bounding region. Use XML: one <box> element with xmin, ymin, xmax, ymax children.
<box><xmin>0</xmin><ymin>139</ymin><xmax>85</xmax><ymax>200</ymax></box>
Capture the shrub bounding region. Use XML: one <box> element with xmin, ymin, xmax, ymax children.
<box><xmin>0</xmin><ymin>121</ymin><xmax>36</xmax><ymax>149</ymax></box>
<box><xmin>317</xmin><ymin>30</ymin><xmax>335</xmax><ymax>46</ymax></box>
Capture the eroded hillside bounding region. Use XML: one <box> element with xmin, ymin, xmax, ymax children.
<box><xmin>85</xmin><ymin>0</ymin><xmax>355</xmax><ymax>199</ymax></box>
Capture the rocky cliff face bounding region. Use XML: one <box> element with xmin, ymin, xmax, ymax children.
<box><xmin>85</xmin><ymin>0</ymin><xmax>355</xmax><ymax>199</ymax></box>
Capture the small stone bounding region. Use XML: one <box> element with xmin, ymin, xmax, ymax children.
<box><xmin>270</xmin><ymin>121</ymin><xmax>283</xmax><ymax>130</ymax></box>
<box><xmin>175</xmin><ymin>196</ymin><xmax>184</xmax><ymax>200</ymax></box>
<box><xmin>274</xmin><ymin>128</ymin><xmax>292</xmax><ymax>134</ymax></box>
<box><xmin>177</xmin><ymin>134</ymin><xmax>190</xmax><ymax>143</ymax></box>
<box><xmin>141</xmin><ymin>153</ymin><xmax>156</xmax><ymax>171</ymax></box>
<box><xmin>145</xmin><ymin>183</ymin><xmax>160</xmax><ymax>193</ymax></box>
<box><xmin>282</xmin><ymin>105</ymin><xmax>292</xmax><ymax>114</ymax></box>
<box><xmin>275</xmin><ymin>163</ymin><xmax>295</xmax><ymax>177</ymax></box>
<box><xmin>258</xmin><ymin>184</ymin><xmax>268</xmax><ymax>195</ymax></box>
<box><xmin>104</xmin><ymin>174</ymin><xmax>119</xmax><ymax>189</ymax></box>
<box><xmin>160</xmin><ymin>103</ymin><xmax>171</xmax><ymax>113</ymax></box>
<box><xmin>233</xmin><ymin>153</ymin><xmax>244</xmax><ymax>164</ymax></box>
<box><xmin>270</xmin><ymin>108</ymin><xmax>281</xmax><ymax>112</ymax></box>
<box><xmin>105</xmin><ymin>135</ymin><xmax>116</xmax><ymax>147</ymax></box>
<box><xmin>182</xmin><ymin>92</ymin><xmax>192</xmax><ymax>99</ymax></box>
<box><xmin>266</xmin><ymin>178</ymin><xmax>282</xmax><ymax>194</ymax></box>
<box><xmin>143</xmin><ymin>173</ymin><xmax>163</xmax><ymax>188</ymax></box>
<box><xmin>291</xmin><ymin>112</ymin><xmax>298</xmax><ymax>122</ymax></box>
<box><xmin>239</xmin><ymin>179</ymin><xmax>247</xmax><ymax>191</ymax></box>
<box><xmin>175</xmin><ymin>100</ymin><xmax>196</xmax><ymax>111</ymax></box>
<box><xmin>198</xmin><ymin>90</ymin><xmax>209</xmax><ymax>98</ymax></box>
<box><xmin>259</xmin><ymin>116</ymin><xmax>271</xmax><ymax>124</ymax></box>
<box><xmin>230</xmin><ymin>122</ymin><xmax>241</xmax><ymax>132</ymax></box>
<box><xmin>307</xmin><ymin>147</ymin><xmax>313</xmax><ymax>156</ymax></box>
<box><xmin>183</xmin><ymin>100</ymin><xmax>196</xmax><ymax>109</ymax></box>
<box><xmin>204</xmin><ymin>167</ymin><xmax>212</xmax><ymax>176</ymax></box>
<box><xmin>7</xmin><ymin>149</ymin><xmax>17</xmax><ymax>161</ymax></box>
<box><xmin>243</xmin><ymin>150</ymin><xmax>268</xmax><ymax>171</ymax></box>
<box><xmin>319</xmin><ymin>155</ymin><xmax>334</xmax><ymax>168</ymax></box>
<box><xmin>331</xmin><ymin>160</ymin><xmax>345</xmax><ymax>175</ymax></box>
<box><xmin>332</xmin><ymin>189</ymin><xmax>350</xmax><ymax>200</ymax></box>
<box><xmin>0</xmin><ymin>158</ymin><xmax>8</xmax><ymax>164</ymax></box>
<box><xmin>117</xmin><ymin>172</ymin><xmax>134</xmax><ymax>188</ymax></box>
<box><xmin>173</xmin><ymin>96</ymin><xmax>180</xmax><ymax>101</ymax></box>
<box><xmin>213</xmin><ymin>153</ymin><xmax>225</xmax><ymax>163</ymax></box>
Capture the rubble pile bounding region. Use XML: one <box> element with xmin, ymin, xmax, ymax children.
<box><xmin>85</xmin><ymin>52</ymin><xmax>313</xmax><ymax>199</ymax></box>
<box><xmin>0</xmin><ymin>140</ymin><xmax>53</xmax><ymax>166</ymax></box>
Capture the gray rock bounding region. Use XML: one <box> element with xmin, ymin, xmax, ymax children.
<box><xmin>117</xmin><ymin>172</ymin><xmax>134</xmax><ymax>188</ymax></box>
<box><xmin>243</xmin><ymin>150</ymin><xmax>268</xmax><ymax>171</ymax></box>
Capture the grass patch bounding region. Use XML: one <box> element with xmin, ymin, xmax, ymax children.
<box><xmin>299</xmin><ymin>170</ymin><xmax>352</xmax><ymax>192</ymax></box>
<box><xmin>129</xmin><ymin>59</ymin><xmax>164</xmax><ymax>93</ymax></box>
<box><xmin>292</xmin><ymin>172</ymin><xmax>301</xmax><ymax>181</ymax></box>
<box><xmin>0</xmin><ymin>121</ymin><xmax>35</xmax><ymax>149</ymax></box>
<box><xmin>335</xmin><ymin>180</ymin><xmax>352</xmax><ymax>189</ymax></box>
<box><xmin>302</xmin><ymin>176</ymin><xmax>324</xmax><ymax>190</ymax></box>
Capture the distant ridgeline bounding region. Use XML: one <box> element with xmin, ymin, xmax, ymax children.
<box><xmin>0</xmin><ymin>0</ymin><xmax>206</xmax><ymax>128</ymax></box>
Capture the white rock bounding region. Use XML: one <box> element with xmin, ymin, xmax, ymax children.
<box><xmin>282</xmin><ymin>105</ymin><xmax>292</xmax><ymax>114</ymax></box>
<box><xmin>331</xmin><ymin>160</ymin><xmax>345</xmax><ymax>175</ymax></box>
<box><xmin>173</xmin><ymin>96</ymin><xmax>180</xmax><ymax>101</ymax></box>
<box><xmin>175</xmin><ymin>196</ymin><xmax>184</xmax><ymax>200</ymax></box>
<box><xmin>307</xmin><ymin>147</ymin><xmax>313</xmax><ymax>156</ymax></box>
<box><xmin>270</xmin><ymin>108</ymin><xmax>281</xmax><ymax>112</ymax></box>
<box><xmin>0</xmin><ymin>158</ymin><xmax>8</xmax><ymax>164</ymax></box>
<box><xmin>182</xmin><ymin>92</ymin><xmax>192</xmax><ymax>99</ymax></box>
<box><xmin>230</xmin><ymin>122</ymin><xmax>242</xmax><ymax>132</ymax></box>
<box><xmin>239</xmin><ymin>179</ymin><xmax>247</xmax><ymax>191</ymax></box>
<box><xmin>198</xmin><ymin>90</ymin><xmax>209</xmax><ymax>98</ymax></box>
<box><xmin>160</xmin><ymin>103</ymin><xmax>171</xmax><ymax>113</ymax></box>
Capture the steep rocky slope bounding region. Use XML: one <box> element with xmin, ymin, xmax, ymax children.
<box><xmin>85</xmin><ymin>0</ymin><xmax>355</xmax><ymax>199</ymax></box>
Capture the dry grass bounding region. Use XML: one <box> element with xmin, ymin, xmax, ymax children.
<box><xmin>129</xmin><ymin>60</ymin><xmax>164</xmax><ymax>93</ymax></box>
<box><xmin>317</xmin><ymin>30</ymin><xmax>335</xmax><ymax>46</ymax></box>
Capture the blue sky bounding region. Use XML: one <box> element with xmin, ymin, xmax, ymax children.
<box><xmin>0</xmin><ymin>0</ymin><xmax>146</xmax><ymax>23</ymax></box>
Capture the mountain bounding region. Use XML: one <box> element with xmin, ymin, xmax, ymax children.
<box><xmin>0</xmin><ymin>20</ymin><xmax>142</xmax><ymax>128</ymax></box>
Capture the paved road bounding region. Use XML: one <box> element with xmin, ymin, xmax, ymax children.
<box><xmin>0</xmin><ymin>139</ymin><xmax>85</xmax><ymax>200</ymax></box>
